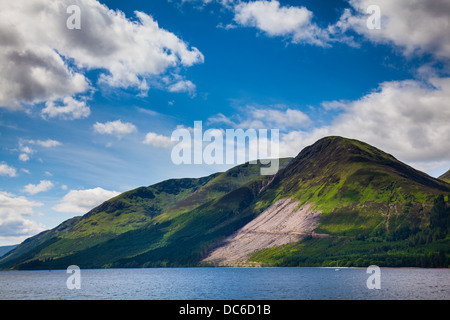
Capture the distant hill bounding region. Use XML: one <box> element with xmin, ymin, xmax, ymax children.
<box><xmin>0</xmin><ymin>159</ymin><xmax>292</xmax><ymax>269</ymax></box>
<box><xmin>439</xmin><ymin>169</ymin><xmax>450</xmax><ymax>183</ymax></box>
<box><xmin>0</xmin><ymin>245</ymin><xmax>18</xmax><ymax>258</ymax></box>
<box><xmin>1</xmin><ymin>136</ymin><xmax>449</xmax><ymax>270</ymax></box>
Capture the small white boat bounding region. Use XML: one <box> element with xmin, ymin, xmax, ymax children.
<box><xmin>335</xmin><ymin>260</ymin><xmax>340</xmax><ymax>271</ymax></box>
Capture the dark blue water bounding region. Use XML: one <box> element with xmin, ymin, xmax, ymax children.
<box><xmin>0</xmin><ymin>267</ymin><xmax>449</xmax><ymax>300</ymax></box>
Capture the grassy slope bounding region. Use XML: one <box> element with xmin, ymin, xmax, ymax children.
<box><xmin>249</xmin><ymin>195</ymin><xmax>450</xmax><ymax>268</ymax></box>
<box><xmin>0</xmin><ymin>245</ymin><xmax>18</xmax><ymax>258</ymax></box>
<box><xmin>439</xmin><ymin>169</ymin><xmax>450</xmax><ymax>183</ymax></box>
<box><xmin>256</xmin><ymin>136</ymin><xmax>450</xmax><ymax>236</ymax></box>
<box><xmin>248</xmin><ymin>137</ymin><xmax>450</xmax><ymax>267</ymax></box>
<box><xmin>249</xmin><ymin>235</ymin><xmax>450</xmax><ymax>268</ymax></box>
<box><xmin>0</xmin><ymin>159</ymin><xmax>292</xmax><ymax>269</ymax></box>
<box><xmin>2</xmin><ymin>136</ymin><xmax>448</xmax><ymax>269</ymax></box>
<box><xmin>0</xmin><ymin>175</ymin><xmax>218</xmax><ymax>268</ymax></box>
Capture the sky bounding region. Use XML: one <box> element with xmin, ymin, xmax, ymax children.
<box><xmin>0</xmin><ymin>0</ymin><xmax>450</xmax><ymax>245</ymax></box>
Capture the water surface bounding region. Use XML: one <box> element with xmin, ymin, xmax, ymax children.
<box><xmin>0</xmin><ymin>267</ymin><xmax>448</xmax><ymax>300</ymax></box>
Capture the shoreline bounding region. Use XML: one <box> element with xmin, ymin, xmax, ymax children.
<box><xmin>1</xmin><ymin>266</ymin><xmax>449</xmax><ymax>272</ymax></box>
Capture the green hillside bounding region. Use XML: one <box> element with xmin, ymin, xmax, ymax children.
<box><xmin>1</xmin><ymin>136</ymin><xmax>449</xmax><ymax>270</ymax></box>
<box><xmin>249</xmin><ymin>194</ymin><xmax>450</xmax><ymax>268</ymax></box>
<box><xmin>0</xmin><ymin>174</ymin><xmax>218</xmax><ymax>268</ymax></box>
<box><xmin>256</xmin><ymin>136</ymin><xmax>449</xmax><ymax>236</ymax></box>
<box><xmin>0</xmin><ymin>159</ymin><xmax>292</xmax><ymax>269</ymax></box>
<box><xmin>439</xmin><ymin>170</ymin><xmax>450</xmax><ymax>183</ymax></box>
<box><xmin>0</xmin><ymin>245</ymin><xmax>17</xmax><ymax>258</ymax></box>
<box><xmin>248</xmin><ymin>137</ymin><xmax>450</xmax><ymax>267</ymax></box>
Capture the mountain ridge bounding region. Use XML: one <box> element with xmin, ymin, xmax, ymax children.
<box><xmin>1</xmin><ymin>136</ymin><xmax>449</xmax><ymax>269</ymax></box>
<box><xmin>439</xmin><ymin>169</ymin><xmax>450</xmax><ymax>183</ymax></box>
<box><xmin>201</xmin><ymin>136</ymin><xmax>450</xmax><ymax>266</ymax></box>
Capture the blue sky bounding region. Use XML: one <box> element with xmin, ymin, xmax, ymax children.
<box><xmin>1</xmin><ymin>0</ymin><xmax>449</xmax><ymax>245</ymax></box>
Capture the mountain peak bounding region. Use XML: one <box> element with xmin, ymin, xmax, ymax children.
<box><xmin>268</xmin><ymin>136</ymin><xmax>449</xmax><ymax>200</ymax></box>
<box><xmin>295</xmin><ymin>136</ymin><xmax>397</xmax><ymax>164</ymax></box>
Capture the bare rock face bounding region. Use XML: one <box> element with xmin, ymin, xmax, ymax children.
<box><xmin>202</xmin><ymin>198</ymin><xmax>322</xmax><ymax>266</ymax></box>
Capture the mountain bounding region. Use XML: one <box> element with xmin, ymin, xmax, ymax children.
<box><xmin>0</xmin><ymin>245</ymin><xmax>17</xmax><ymax>258</ymax></box>
<box><xmin>257</xmin><ymin>136</ymin><xmax>449</xmax><ymax>235</ymax></box>
<box><xmin>1</xmin><ymin>137</ymin><xmax>449</xmax><ymax>270</ymax></box>
<box><xmin>204</xmin><ymin>136</ymin><xmax>450</xmax><ymax>267</ymax></box>
<box><xmin>439</xmin><ymin>169</ymin><xmax>450</xmax><ymax>183</ymax></box>
<box><xmin>0</xmin><ymin>158</ymin><xmax>292</xmax><ymax>269</ymax></box>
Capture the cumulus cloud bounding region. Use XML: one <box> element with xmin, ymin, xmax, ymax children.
<box><xmin>233</xmin><ymin>0</ymin><xmax>330</xmax><ymax>46</ymax></box>
<box><xmin>335</xmin><ymin>0</ymin><xmax>450</xmax><ymax>62</ymax></box>
<box><xmin>22</xmin><ymin>180</ymin><xmax>54</xmax><ymax>195</ymax></box>
<box><xmin>0</xmin><ymin>0</ymin><xmax>204</xmax><ymax>110</ymax></box>
<box><xmin>41</xmin><ymin>97</ymin><xmax>91</xmax><ymax>120</ymax></box>
<box><xmin>18</xmin><ymin>154</ymin><xmax>30</xmax><ymax>162</ymax></box>
<box><xmin>52</xmin><ymin>187</ymin><xmax>120</xmax><ymax>213</ymax></box>
<box><xmin>0</xmin><ymin>191</ymin><xmax>46</xmax><ymax>245</ymax></box>
<box><xmin>278</xmin><ymin>77</ymin><xmax>450</xmax><ymax>173</ymax></box>
<box><xmin>93</xmin><ymin>120</ymin><xmax>137</xmax><ymax>138</ymax></box>
<box><xmin>0</xmin><ymin>163</ymin><xmax>17</xmax><ymax>177</ymax></box>
<box><xmin>143</xmin><ymin>132</ymin><xmax>175</xmax><ymax>148</ymax></box>
<box><xmin>215</xmin><ymin>0</ymin><xmax>450</xmax><ymax>67</ymax></box>
<box><xmin>18</xmin><ymin>143</ymin><xmax>34</xmax><ymax>162</ymax></box>
<box><xmin>0</xmin><ymin>43</ymin><xmax>90</xmax><ymax>110</ymax></box>
<box><xmin>168</xmin><ymin>80</ymin><xmax>197</xmax><ymax>96</ymax></box>
<box><xmin>176</xmin><ymin>0</ymin><xmax>450</xmax><ymax>65</ymax></box>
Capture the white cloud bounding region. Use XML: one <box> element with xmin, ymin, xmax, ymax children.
<box><xmin>320</xmin><ymin>100</ymin><xmax>350</xmax><ymax>111</ymax></box>
<box><xmin>0</xmin><ymin>163</ymin><xmax>17</xmax><ymax>177</ymax></box>
<box><xmin>27</xmin><ymin>139</ymin><xmax>62</xmax><ymax>148</ymax></box>
<box><xmin>22</xmin><ymin>180</ymin><xmax>54</xmax><ymax>195</ymax></box>
<box><xmin>53</xmin><ymin>187</ymin><xmax>120</xmax><ymax>214</ymax></box>
<box><xmin>246</xmin><ymin>106</ymin><xmax>311</xmax><ymax>130</ymax></box>
<box><xmin>143</xmin><ymin>132</ymin><xmax>174</xmax><ymax>148</ymax></box>
<box><xmin>16</xmin><ymin>138</ymin><xmax>61</xmax><ymax>162</ymax></box>
<box><xmin>0</xmin><ymin>191</ymin><xmax>46</xmax><ymax>245</ymax></box>
<box><xmin>17</xmin><ymin>142</ymin><xmax>34</xmax><ymax>162</ymax></box>
<box><xmin>208</xmin><ymin>105</ymin><xmax>311</xmax><ymax>130</ymax></box>
<box><xmin>207</xmin><ymin>113</ymin><xmax>237</xmax><ymax>127</ymax></box>
<box><xmin>173</xmin><ymin>0</ymin><xmax>234</xmax><ymax>7</ymax></box>
<box><xmin>168</xmin><ymin>80</ymin><xmax>197</xmax><ymax>96</ymax></box>
<box><xmin>278</xmin><ymin>77</ymin><xmax>450</xmax><ymax>174</ymax></box>
<box><xmin>41</xmin><ymin>97</ymin><xmax>91</xmax><ymax>120</ymax></box>
<box><xmin>0</xmin><ymin>44</ymin><xmax>90</xmax><ymax>110</ymax></box>
<box><xmin>93</xmin><ymin>120</ymin><xmax>137</xmax><ymax>138</ymax></box>
<box><xmin>0</xmin><ymin>0</ymin><xmax>204</xmax><ymax>110</ymax></box>
<box><xmin>37</xmin><ymin>139</ymin><xmax>62</xmax><ymax>148</ymax></box>
<box><xmin>18</xmin><ymin>154</ymin><xmax>30</xmax><ymax>162</ymax></box>
<box><xmin>335</xmin><ymin>0</ymin><xmax>450</xmax><ymax>62</ymax></box>
<box><xmin>20</xmin><ymin>145</ymin><xmax>33</xmax><ymax>154</ymax></box>
<box><xmin>176</xmin><ymin>0</ymin><xmax>450</xmax><ymax>65</ymax></box>
<box><xmin>233</xmin><ymin>0</ymin><xmax>329</xmax><ymax>46</ymax></box>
